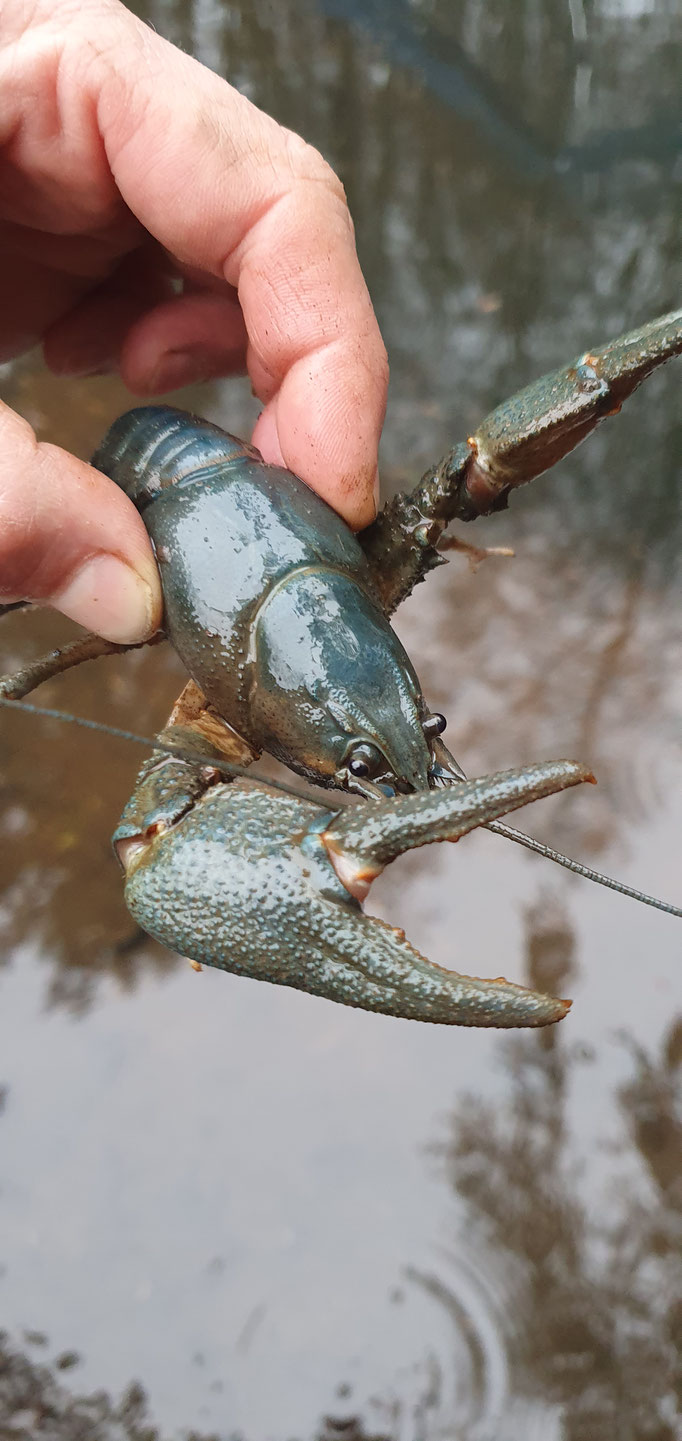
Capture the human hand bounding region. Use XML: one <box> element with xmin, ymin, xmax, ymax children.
<box><xmin>0</xmin><ymin>0</ymin><xmax>388</xmax><ymax>642</ymax></box>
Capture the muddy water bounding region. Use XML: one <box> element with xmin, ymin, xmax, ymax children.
<box><xmin>1</xmin><ymin>1</ymin><xmax>681</xmax><ymax>1437</ymax></box>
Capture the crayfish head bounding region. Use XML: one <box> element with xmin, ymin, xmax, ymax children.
<box><xmin>248</xmin><ymin>569</ymin><xmax>439</xmax><ymax>796</ymax></box>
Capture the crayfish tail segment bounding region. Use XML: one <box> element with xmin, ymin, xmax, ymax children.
<box><xmin>322</xmin><ymin>760</ymin><xmax>593</xmax><ymax>891</ymax></box>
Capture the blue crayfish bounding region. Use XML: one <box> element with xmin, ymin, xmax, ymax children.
<box><xmin>2</xmin><ymin>310</ymin><xmax>681</xmax><ymax>1027</ymax></box>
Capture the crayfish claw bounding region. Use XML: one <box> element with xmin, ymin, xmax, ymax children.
<box><xmin>115</xmin><ymin>761</ymin><xmax>590</xmax><ymax>1027</ymax></box>
<box><xmin>465</xmin><ymin>307</ymin><xmax>682</xmax><ymax>511</ymax></box>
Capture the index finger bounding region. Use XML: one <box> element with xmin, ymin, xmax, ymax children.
<box><xmin>90</xmin><ymin>10</ymin><xmax>388</xmax><ymax>527</ymax></box>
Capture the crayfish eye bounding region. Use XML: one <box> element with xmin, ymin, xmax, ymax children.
<box><xmin>346</xmin><ymin>741</ymin><xmax>386</xmax><ymax>779</ymax></box>
<box><xmin>423</xmin><ymin>712</ymin><xmax>447</xmax><ymax>738</ymax></box>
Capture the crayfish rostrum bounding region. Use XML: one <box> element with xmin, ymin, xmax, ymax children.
<box><xmin>2</xmin><ymin>309</ymin><xmax>681</xmax><ymax>1027</ymax></box>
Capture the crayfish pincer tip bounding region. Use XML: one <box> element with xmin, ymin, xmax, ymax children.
<box><xmin>467</xmin><ymin>978</ymin><xmax>572</xmax><ymax>1028</ymax></box>
<box><xmin>489</xmin><ymin>980</ymin><xmax>571</xmax><ymax>1024</ymax></box>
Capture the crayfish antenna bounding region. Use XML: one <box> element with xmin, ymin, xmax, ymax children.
<box><xmin>487</xmin><ymin>819</ymin><xmax>682</xmax><ymax>919</ymax></box>
<box><xmin>431</xmin><ymin>737</ymin><xmax>682</xmax><ymax>919</ymax></box>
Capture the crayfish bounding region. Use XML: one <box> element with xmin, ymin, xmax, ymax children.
<box><xmin>1</xmin><ymin>310</ymin><xmax>681</xmax><ymax>1027</ymax></box>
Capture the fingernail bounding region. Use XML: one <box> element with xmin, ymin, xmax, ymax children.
<box><xmin>53</xmin><ymin>555</ymin><xmax>155</xmax><ymax>643</ymax></box>
<box><xmin>373</xmin><ymin>466</ymin><xmax>381</xmax><ymax>513</ymax></box>
<box><xmin>149</xmin><ymin>349</ymin><xmax>214</xmax><ymax>392</ymax></box>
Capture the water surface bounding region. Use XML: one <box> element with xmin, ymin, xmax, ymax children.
<box><xmin>1</xmin><ymin>1</ymin><xmax>681</xmax><ymax>1437</ymax></box>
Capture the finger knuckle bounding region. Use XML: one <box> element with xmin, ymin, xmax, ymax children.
<box><xmin>284</xmin><ymin>131</ymin><xmax>348</xmax><ymax>204</ymax></box>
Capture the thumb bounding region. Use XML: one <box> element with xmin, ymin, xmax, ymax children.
<box><xmin>0</xmin><ymin>403</ymin><xmax>161</xmax><ymax>642</ymax></box>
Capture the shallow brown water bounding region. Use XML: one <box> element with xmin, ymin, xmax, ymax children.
<box><xmin>1</xmin><ymin>2</ymin><xmax>681</xmax><ymax>1437</ymax></box>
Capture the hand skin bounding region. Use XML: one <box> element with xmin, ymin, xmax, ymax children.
<box><xmin>0</xmin><ymin>0</ymin><xmax>388</xmax><ymax>642</ymax></box>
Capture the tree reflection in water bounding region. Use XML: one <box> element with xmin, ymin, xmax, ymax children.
<box><xmin>3</xmin><ymin>942</ymin><xmax>682</xmax><ymax>1441</ymax></box>
<box><xmin>418</xmin><ymin>903</ymin><xmax>682</xmax><ymax>1440</ymax></box>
